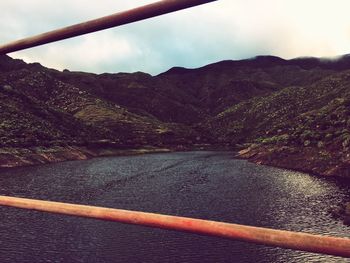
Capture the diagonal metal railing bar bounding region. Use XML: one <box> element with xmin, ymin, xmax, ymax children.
<box><xmin>0</xmin><ymin>195</ymin><xmax>350</xmax><ymax>258</ymax></box>
<box><xmin>0</xmin><ymin>0</ymin><xmax>217</xmax><ymax>54</ymax></box>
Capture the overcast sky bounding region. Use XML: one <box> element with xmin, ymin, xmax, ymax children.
<box><xmin>1</xmin><ymin>0</ymin><xmax>350</xmax><ymax>75</ymax></box>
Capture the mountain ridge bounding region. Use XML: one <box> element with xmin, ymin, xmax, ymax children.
<box><xmin>0</xmin><ymin>54</ymin><xmax>349</xmax><ymax>177</ymax></box>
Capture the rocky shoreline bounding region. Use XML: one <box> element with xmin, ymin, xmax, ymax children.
<box><xmin>0</xmin><ymin>144</ymin><xmax>231</xmax><ymax>169</ymax></box>
<box><xmin>0</xmin><ymin>146</ymin><xmax>171</xmax><ymax>169</ymax></box>
<box><xmin>237</xmin><ymin>144</ymin><xmax>350</xmax><ymax>178</ymax></box>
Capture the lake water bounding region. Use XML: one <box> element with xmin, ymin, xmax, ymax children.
<box><xmin>0</xmin><ymin>151</ymin><xmax>349</xmax><ymax>262</ymax></box>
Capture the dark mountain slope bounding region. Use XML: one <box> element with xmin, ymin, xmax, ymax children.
<box><xmin>205</xmin><ymin>70</ymin><xmax>350</xmax><ymax>143</ymax></box>
<box><xmin>54</xmin><ymin>55</ymin><xmax>338</xmax><ymax>124</ymax></box>
<box><xmin>0</xmin><ymin>56</ymin><xmax>199</xmax><ymax>148</ymax></box>
<box><xmin>55</xmin><ymin>70</ymin><xmax>205</xmax><ymax>124</ymax></box>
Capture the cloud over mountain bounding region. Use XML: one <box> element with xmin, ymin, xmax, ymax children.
<box><xmin>1</xmin><ymin>0</ymin><xmax>350</xmax><ymax>74</ymax></box>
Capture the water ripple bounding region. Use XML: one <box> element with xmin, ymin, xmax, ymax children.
<box><xmin>0</xmin><ymin>151</ymin><xmax>349</xmax><ymax>262</ymax></box>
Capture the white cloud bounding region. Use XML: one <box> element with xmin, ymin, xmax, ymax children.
<box><xmin>1</xmin><ymin>0</ymin><xmax>350</xmax><ymax>74</ymax></box>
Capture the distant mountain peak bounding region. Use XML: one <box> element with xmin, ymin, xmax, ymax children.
<box><xmin>160</xmin><ymin>66</ymin><xmax>190</xmax><ymax>75</ymax></box>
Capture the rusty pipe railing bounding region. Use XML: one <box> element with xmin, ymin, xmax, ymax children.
<box><xmin>0</xmin><ymin>195</ymin><xmax>350</xmax><ymax>258</ymax></box>
<box><xmin>0</xmin><ymin>0</ymin><xmax>217</xmax><ymax>54</ymax></box>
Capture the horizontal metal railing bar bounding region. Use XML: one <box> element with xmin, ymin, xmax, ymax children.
<box><xmin>0</xmin><ymin>0</ymin><xmax>217</xmax><ymax>54</ymax></box>
<box><xmin>0</xmin><ymin>195</ymin><xmax>349</xmax><ymax>258</ymax></box>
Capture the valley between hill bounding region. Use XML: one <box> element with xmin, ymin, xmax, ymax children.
<box><xmin>1</xmin><ymin>54</ymin><xmax>349</xmax><ymax>177</ymax></box>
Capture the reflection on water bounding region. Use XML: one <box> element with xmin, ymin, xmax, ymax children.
<box><xmin>0</xmin><ymin>151</ymin><xmax>349</xmax><ymax>263</ymax></box>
